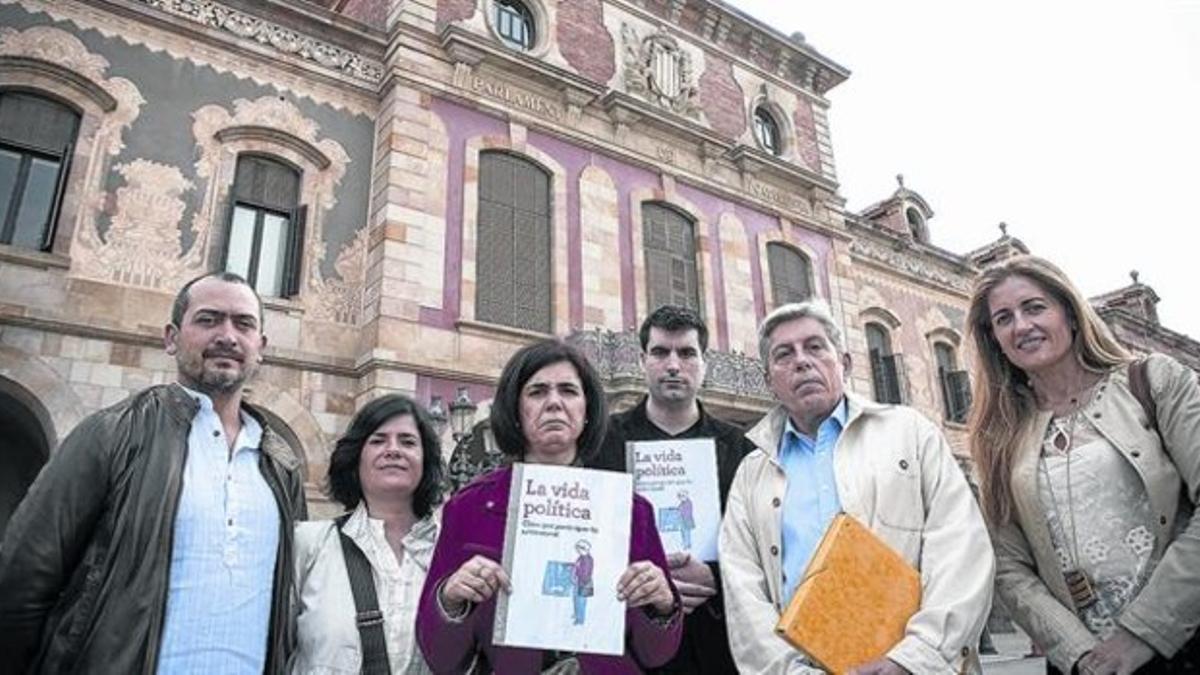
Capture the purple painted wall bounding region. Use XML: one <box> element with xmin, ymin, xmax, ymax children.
<box><xmin>424</xmin><ymin>98</ymin><xmax>833</xmax><ymax>351</ymax></box>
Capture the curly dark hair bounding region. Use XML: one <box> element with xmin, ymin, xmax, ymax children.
<box><xmin>489</xmin><ymin>339</ymin><xmax>608</xmax><ymax>463</ymax></box>
<box><xmin>326</xmin><ymin>394</ymin><xmax>444</xmax><ymax>517</ymax></box>
<box><xmin>638</xmin><ymin>304</ymin><xmax>708</xmax><ymax>353</ymax></box>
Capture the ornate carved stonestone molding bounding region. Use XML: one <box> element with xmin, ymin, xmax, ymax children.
<box><xmin>849</xmin><ymin>239</ymin><xmax>973</xmax><ymax>293</ymax></box>
<box><xmin>193</xmin><ymin>96</ymin><xmax>349</xmax><ymax>186</ymax></box>
<box><xmin>190</xmin><ymin>96</ymin><xmax>358</xmax><ymax>323</ymax></box>
<box><xmin>620</xmin><ymin>24</ymin><xmax>700</xmax><ymax>119</ymax></box>
<box><xmin>134</xmin><ymin>0</ymin><xmax>384</xmax><ymax>84</ymax></box>
<box><xmin>307</xmin><ymin>226</ymin><xmax>367</xmax><ymax>325</ymax></box>
<box><xmin>0</xmin><ymin>25</ymin><xmax>143</xmax><ymax>156</ymax></box>
<box><xmin>74</xmin><ymin>159</ymin><xmax>200</xmax><ymax>289</ymax></box>
<box><xmin>4</xmin><ymin>0</ymin><xmax>375</xmax><ymax>114</ymax></box>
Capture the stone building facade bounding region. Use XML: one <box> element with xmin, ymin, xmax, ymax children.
<box><xmin>0</xmin><ymin>0</ymin><xmax>1194</xmax><ymax>525</ymax></box>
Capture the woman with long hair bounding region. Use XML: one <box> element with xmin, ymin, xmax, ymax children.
<box><xmin>966</xmin><ymin>255</ymin><xmax>1199</xmax><ymax>674</ymax></box>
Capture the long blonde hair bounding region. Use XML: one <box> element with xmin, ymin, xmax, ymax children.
<box><xmin>966</xmin><ymin>255</ymin><xmax>1131</xmax><ymax>524</ymax></box>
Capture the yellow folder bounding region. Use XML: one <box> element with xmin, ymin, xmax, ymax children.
<box><xmin>774</xmin><ymin>513</ymin><xmax>921</xmax><ymax>674</ymax></box>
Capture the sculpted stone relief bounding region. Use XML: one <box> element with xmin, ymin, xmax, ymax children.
<box><xmin>849</xmin><ymin>238</ymin><xmax>972</xmax><ymax>293</ymax></box>
<box><xmin>191</xmin><ymin>96</ymin><xmax>361</xmax><ymax>324</ymax></box>
<box><xmin>135</xmin><ymin>0</ymin><xmax>383</xmax><ymax>84</ymax></box>
<box><xmin>0</xmin><ymin>24</ymin><xmax>144</xmax><ymax>162</ymax></box>
<box><xmin>74</xmin><ymin>160</ymin><xmax>199</xmax><ymax>289</ymax></box>
<box><xmin>620</xmin><ymin>24</ymin><xmax>700</xmax><ymax>119</ymax></box>
<box><xmin>4</xmin><ymin>0</ymin><xmax>375</xmax><ymax>115</ymax></box>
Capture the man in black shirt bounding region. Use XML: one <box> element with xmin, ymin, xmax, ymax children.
<box><xmin>595</xmin><ymin>305</ymin><xmax>755</xmax><ymax>674</ymax></box>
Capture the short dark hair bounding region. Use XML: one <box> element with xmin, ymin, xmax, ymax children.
<box><xmin>489</xmin><ymin>339</ymin><xmax>608</xmax><ymax>463</ymax></box>
<box><xmin>171</xmin><ymin>272</ymin><xmax>263</xmax><ymax>328</ymax></box>
<box><xmin>638</xmin><ymin>304</ymin><xmax>708</xmax><ymax>352</ymax></box>
<box><xmin>326</xmin><ymin>394</ymin><xmax>444</xmax><ymax>518</ymax></box>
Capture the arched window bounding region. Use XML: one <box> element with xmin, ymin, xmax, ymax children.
<box><xmin>935</xmin><ymin>342</ymin><xmax>970</xmax><ymax>423</ymax></box>
<box><xmin>494</xmin><ymin>0</ymin><xmax>536</xmax><ymax>51</ymax></box>
<box><xmin>0</xmin><ymin>92</ymin><xmax>80</xmax><ymax>252</ymax></box>
<box><xmin>643</xmin><ymin>202</ymin><xmax>700</xmax><ymax>314</ymax></box>
<box><xmin>767</xmin><ymin>242</ymin><xmax>813</xmax><ymax>306</ymax></box>
<box><xmin>906</xmin><ymin>207</ymin><xmax>926</xmax><ymax>241</ymax></box>
<box><xmin>753</xmin><ymin>106</ymin><xmax>782</xmax><ymax>156</ymax></box>
<box><xmin>866</xmin><ymin>323</ymin><xmax>903</xmax><ymax>404</ymax></box>
<box><xmin>476</xmin><ymin>151</ymin><xmax>551</xmax><ymax>332</ymax></box>
<box><xmin>223</xmin><ymin>154</ymin><xmax>305</xmax><ymax>298</ymax></box>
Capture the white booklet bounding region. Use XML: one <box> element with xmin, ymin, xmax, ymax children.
<box><xmin>493</xmin><ymin>463</ymin><xmax>633</xmax><ymax>655</ymax></box>
<box><xmin>626</xmin><ymin>438</ymin><xmax>720</xmax><ymax>562</ymax></box>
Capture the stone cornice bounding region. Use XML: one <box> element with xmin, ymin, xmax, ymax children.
<box><xmin>0</xmin><ymin>55</ymin><xmax>118</xmax><ymax>111</ymax></box>
<box><xmin>599</xmin><ymin>89</ymin><xmax>733</xmax><ymax>154</ymax></box>
<box><xmin>107</xmin><ymin>0</ymin><xmax>386</xmax><ymax>85</ymax></box>
<box><xmin>440</xmin><ymin>24</ymin><xmax>607</xmax><ymax>118</ymax></box>
<box><xmin>726</xmin><ymin>144</ymin><xmax>839</xmax><ymax>195</ymax></box>
<box><xmin>847</xmin><ymin>226</ymin><xmax>975</xmax><ymax>295</ymax></box>
<box><xmin>215</xmin><ymin>125</ymin><xmax>332</xmax><ymax>169</ymax></box>
<box><xmin>612</xmin><ymin>0</ymin><xmax>849</xmax><ymax>98</ymax></box>
<box><xmin>1098</xmin><ymin>308</ymin><xmax>1200</xmax><ymax>360</ymax></box>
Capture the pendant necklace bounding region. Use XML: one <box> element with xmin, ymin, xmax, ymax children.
<box><xmin>1040</xmin><ymin>381</ymin><xmax>1101</xmax><ymax>611</ymax></box>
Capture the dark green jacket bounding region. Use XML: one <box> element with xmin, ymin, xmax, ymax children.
<box><xmin>0</xmin><ymin>384</ymin><xmax>307</xmax><ymax>674</ymax></box>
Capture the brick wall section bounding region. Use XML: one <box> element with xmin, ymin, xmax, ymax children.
<box><xmin>699</xmin><ymin>55</ymin><xmax>746</xmax><ymax>140</ymax></box>
<box><xmin>340</xmin><ymin>0</ymin><xmax>388</xmax><ymax>30</ymax></box>
<box><xmin>557</xmin><ymin>0</ymin><xmax>615</xmax><ymax>85</ymax></box>
<box><xmin>793</xmin><ymin>98</ymin><xmax>822</xmax><ymax>173</ymax></box>
<box><xmin>436</xmin><ymin>0</ymin><xmax>476</xmax><ymax>32</ymax></box>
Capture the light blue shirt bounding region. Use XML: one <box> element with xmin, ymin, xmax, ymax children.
<box><xmin>156</xmin><ymin>386</ymin><xmax>280</xmax><ymax>674</ymax></box>
<box><xmin>779</xmin><ymin>399</ymin><xmax>847</xmax><ymax>604</ymax></box>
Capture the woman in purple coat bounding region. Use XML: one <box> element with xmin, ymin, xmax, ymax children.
<box><xmin>416</xmin><ymin>339</ymin><xmax>682</xmax><ymax>674</ymax></box>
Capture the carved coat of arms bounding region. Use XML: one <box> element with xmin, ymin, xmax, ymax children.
<box><xmin>621</xmin><ymin>25</ymin><xmax>699</xmax><ymax>118</ymax></box>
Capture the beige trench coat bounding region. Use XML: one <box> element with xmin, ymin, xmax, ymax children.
<box><xmin>719</xmin><ymin>393</ymin><xmax>994</xmax><ymax>674</ymax></box>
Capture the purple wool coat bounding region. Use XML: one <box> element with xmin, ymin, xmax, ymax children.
<box><xmin>416</xmin><ymin>465</ymin><xmax>683</xmax><ymax>674</ymax></box>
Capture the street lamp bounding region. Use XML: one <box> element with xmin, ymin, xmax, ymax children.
<box><xmin>449</xmin><ymin>386</ymin><xmax>477</xmax><ymax>441</ymax></box>
<box><xmin>427</xmin><ymin>395</ymin><xmax>448</xmax><ymax>438</ymax></box>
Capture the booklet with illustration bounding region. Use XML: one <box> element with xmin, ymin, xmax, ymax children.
<box><xmin>493</xmin><ymin>463</ymin><xmax>633</xmax><ymax>655</ymax></box>
<box><xmin>625</xmin><ymin>438</ymin><xmax>720</xmax><ymax>562</ymax></box>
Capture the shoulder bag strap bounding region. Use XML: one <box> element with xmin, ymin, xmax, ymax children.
<box><xmin>335</xmin><ymin>514</ymin><xmax>392</xmax><ymax>675</ymax></box>
<box><xmin>1127</xmin><ymin>358</ymin><xmax>1165</xmax><ymax>447</ymax></box>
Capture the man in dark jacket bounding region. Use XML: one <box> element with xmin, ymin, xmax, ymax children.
<box><xmin>0</xmin><ymin>272</ymin><xmax>307</xmax><ymax>674</ymax></box>
<box><xmin>595</xmin><ymin>305</ymin><xmax>755</xmax><ymax>674</ymax></box>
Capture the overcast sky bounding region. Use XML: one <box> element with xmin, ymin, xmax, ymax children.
<box><xmin>729</xmin><ymin>0</ymin><xmax>1200</xmax><ymax>339</ymax></box>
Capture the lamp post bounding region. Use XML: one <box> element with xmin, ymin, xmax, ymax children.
<box><xmin>427</xmin><ymin>395</ymin><xmax>448</xmax><ymax>439</ymax></box>
<box><xmin>449</xmin><ymin>386</ymin><xmax>477</xmax><ymax>442</ymax></box>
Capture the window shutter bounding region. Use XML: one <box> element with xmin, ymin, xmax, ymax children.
<box><xmin>282</xmin><ymin>204</ymin><xmax>307</xmax><ymax>297</ymax></box>
<box><xmin>767</xmin><ymin>243</ymin><xmax>812</xmax><ymax>306</ymax></box>
<box><xmin>948</xmin><ymin>370</ymin><xmax>972</xmax><ymax>423</ymax></box>
<box><xmin>475</xmin><ymin>153</ymin><xmax>550</xmax><ymax>332</ymax></box>
<box><xmin>643</xmin><ymin>203</ymin><xmax>700</xmax><ymax>314</ymax></box>
<box><xmin>882</xmin><ymin>353</ymin><xmax>904</xmax><ymax>404</ymax></box>
<box><xmin>869</xmin><ymin>347</ymin><xmax>887</xmax><ymax>403</ymax></box>
<box><xmin>41</xmin><ymin>141</ymin><xmax>73</xmax><ymax>251</ymax></box>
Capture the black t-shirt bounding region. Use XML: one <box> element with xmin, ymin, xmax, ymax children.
<box><xmin>593</xmin><ymin>397</ymin><xmax>756</xmax><ymax>675</ymax></box>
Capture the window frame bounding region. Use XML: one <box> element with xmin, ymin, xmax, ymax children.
<box><xmin>934</xmin><ymin>341</ymin><xmax>970</xmax><ymax>423</ymax></box>
<box><xmin>753</xmin><ymin>106</ymin><xmax>782</xmax><ymax>156</ymax></box>
<box><xmin>865</xmin><ymin>322</ymin><xmax>905</xmax><ymax>405</ymax></box>
<box><xmin>221</xmin><ymin>153</ymin><xmax>305</xmax><ymax>299</ymax></box>
<box><xmin>0</xmin><ymin>91</ymin><xmax>80</xmax><ymax>253</ymax></box>
<box><xmin>641</xmin><ymin>201</ymin><xmax>703</xmax><ymax>316</ymax></box>
<box><xmin>493</xmin><ymin>0</ymin><xmax>537</xmax><ymax>51</ymax></box>
<box><xmin>473</xmin><ymin>150</ymin><xmax>553</xmax><ymax>334</ymax></box>
<box><xmin>765</xmin><ymin>241</ymin><xmax>814</xmax><ymax>308</ymax></box>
